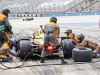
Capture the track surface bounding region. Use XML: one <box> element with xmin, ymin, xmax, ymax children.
<box><xmin>1</xmin><ymin>16</ymin><xmax>100</xmax><ymax>75</ymax></box>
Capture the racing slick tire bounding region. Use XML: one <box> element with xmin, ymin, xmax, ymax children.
<box><xmin>18</xmin><ymin>40</ymin><xmax>31</xmax><ymax>59</ymax></box>
<box><xmin>62</xmin><ymin>39</ymin><xmax>75</xmax><ymax>58</ymax></box>
<box><xmin>72</xmin><ymin>48</ymin><xmax>92</xmax><ymax>62</ymax></box>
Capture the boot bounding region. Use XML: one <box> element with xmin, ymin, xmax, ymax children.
<box><xmin>61</xmin><ymin>57</ymin><xmax>67</xmax><ymax>64</ymax></box>
<box><xmin>40</xmin><ymin>50</ymin><xmax>46</xmax><ymax>63</ymax></box>
<box><xmin>2</xmin><ymin>57</ymin><xmax>13</xmax><ymax>62</ymax></box>
<box><xmin>40</xmin><ymin>57</ymin><xmax>45</xmax><ymax>63</ymax></box>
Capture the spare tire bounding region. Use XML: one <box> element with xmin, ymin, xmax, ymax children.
<box><xmin>72</xmin><ymin>48</ymin><xmax>92</xmax><ymax>62</ymax></box>
<box><xmin>62</xmin><ymin>39</ymin><xmax>75</xmax><ymax>58</ymax></box>
<box><xmin>18</xmin><ymin>40</ymin><xmax>31</xmax><ymax>59</ymax></box>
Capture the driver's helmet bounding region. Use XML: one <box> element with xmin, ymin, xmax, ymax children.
<box><xmin>2</xmin><ymin>9</ymin><xmax>10</xmax><ymax>17</ymax></box>
<box><xmin>50</xmin><ymin>17</ymin><xmax>57</xmax><ymax>23</ymax></box>
<box><xmin>77</xmin><ymin>34</ymin><xmax>84</xmax><ymax>41</ymax></box>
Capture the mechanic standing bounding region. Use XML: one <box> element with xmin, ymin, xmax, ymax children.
<box><xmin>0</xmin><ymin>9</ymin><xmax>16</xmax><ymax>62</ymax></box>
<box><xmin>40</xmin><ymin>17</ymin><xmax>67</xmax><ymax>64</ymax></box>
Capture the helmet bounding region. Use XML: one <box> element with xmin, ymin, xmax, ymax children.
<box><xmin>64</xmin><ymin>29</ymin><xmax>72</xmax><ymax>34</ymax></box>
<box><xmin>50</xmin><ymin>17</ymin><xmax>57</xmax><ymax>23</ymax></box>
<box><xmin>77</xmin><ymin>34</ymin><xmax>84</xmax><ymax>41</ymax></box>
<box><xmin>2</xmin><ymin>9</ymin><xmax>10</xmax><ymax>16</ymax></box>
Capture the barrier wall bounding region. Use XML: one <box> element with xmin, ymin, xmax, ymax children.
<box><xmin>9</xmin><ymin>11</ymin><xmax>100</xmax><ymax>18</ymax></box>
<box><xmin>42</xmin><ymin>12</ymin><xmax>100</xmax><ymax>17</ymax></box>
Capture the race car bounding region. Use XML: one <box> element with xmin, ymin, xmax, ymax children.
<box><xmin>13</xmin><ymin>26</ymin><xmax>75</xmax><ymax>59</ymax></box>
<box><xmin>23</xmin><ymin>18</ymin><xmax>34</xmax><ymax>21</ymax></box>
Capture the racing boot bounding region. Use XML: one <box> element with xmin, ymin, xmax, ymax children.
<box><xmin>1</xmin><ymin>57</ymin><xmax>13</xmax><ymax>62</ymax></box>
<box><xmin>40</xmin><ymin>57</ymin><xmax>45</xmax><ymax>63</ymax></box>
<box><xmin>40</xmin><ymin>50</ymin><xmax>46</xmax><ymax>63</ymax></box>
<box><xmin>0</xmin><ymin>54</ymin><xmax>13</xmax><ymax>62</ymax></box>
<box><xmin>59</xmin><ymin>50</ymin><xmax>67</xmax><ymax>64</ymax></box>
<box><xmin>61</xmin><ymin>57</ymin><xmax>67</xmax><ymax>64</ymax></box>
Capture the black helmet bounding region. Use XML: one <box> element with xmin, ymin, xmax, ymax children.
<box><xmin>50</xmin><ymin>17</ymin><xmax>57</xmax><ymax>23</ymax></box>
<box><xmin>2</xmin><ymin>9</ymin><xmax>10</xmax><ymax>16</ymax></box>
<box><xmin>64</xmin><ymin>29</ymin><xmax>72</xmax><ymax>34</ymax></box>
<box><xmin>77</xmin><ymin>34</ymin><xmax>84</xmax><ymax>41</ymax></box>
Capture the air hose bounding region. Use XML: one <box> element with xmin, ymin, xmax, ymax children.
<box><xmin>0</xmin><ymin>52</ymin><xmax>32</xmax><ymax>70</ymax></box>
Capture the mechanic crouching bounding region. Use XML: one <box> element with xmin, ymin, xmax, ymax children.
<box><xmin>40</xmin><ymin>17</ymin><xmax>67</xmax><ymax>64</ymax></box>
<box><xmin>0</xmin><ymin>9</ymin><xmax>17</xmax><ymax>62</ymax></box>
<box><xmin>77</xmin><ymin>34</ymin><xmax>100</xmax><ymax>58</ymax></box>
<box><xmin>64</xmin><ymin>29</ymin><xmax>79</xmax><ymax>45</ymax></box>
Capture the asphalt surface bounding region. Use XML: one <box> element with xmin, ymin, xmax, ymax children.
<box><xmin>0</xmin><ymin>16</ymin><xmax>100</xmax><ymax>75</ymax></box>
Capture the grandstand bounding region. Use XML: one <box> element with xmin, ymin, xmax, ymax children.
<box><xmin>0</xmin><ymin>0</ymin><xmax>99</xmax><ymax>14</ymax></box>
<box><xmin>65</xmin><ymin>0</ymin><xmax>100</xmax><ymax>12</ymax></box>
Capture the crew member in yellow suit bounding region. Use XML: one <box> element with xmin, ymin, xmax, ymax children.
<box><xmin>0</xmin><ymin>9</ymin><xmax>16</xmax><ymax>62</ymax></box>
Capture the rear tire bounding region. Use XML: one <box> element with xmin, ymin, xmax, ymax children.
<box><xmin>62</xmin><ymin>39</ymin><xmax>75</xmax><ymax>58</ymax></box>
<box><xmin>18</xmin><ymin>40</ymin><xmax>31</xmax><ymax>59</ymax></box>
<box><xmin>72</xmin><ymin>48</ymin><xmax>92</xmax><ymax>62</ymax></box>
